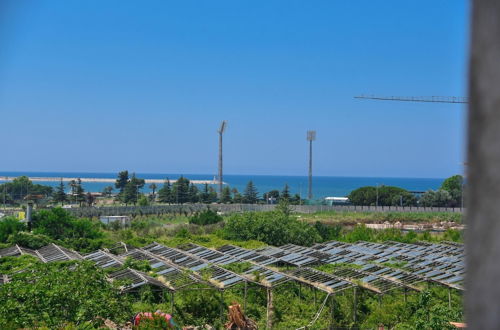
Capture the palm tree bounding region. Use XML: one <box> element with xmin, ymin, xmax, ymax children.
<box><xmin>149</xmin><ymin>183</ymin><xmax>157</xmax><ymax>203</ymax></box>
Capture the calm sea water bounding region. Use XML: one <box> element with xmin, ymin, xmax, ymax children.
<box><xmin>0</xmin><ymin>171</ymin><xmax>444</xmax><ymax>199</ymax></box>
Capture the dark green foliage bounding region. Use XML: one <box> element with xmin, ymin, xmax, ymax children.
<box><xmin>440</xmin><ymin>175</ymin><xmax>464</xmax><ymax>207</ymax></box>
<box><xmin>74</xmin><ymin>178</ymin><xmax>86</xmax><ymax>205</ymax></box>
<box><xmin>172</xmin><ymin>176</ymin><xmax>190</xmax><ymax>204</ymax></box>
<box><xmin>0</xmin><ymin>261</ymin><xmax>131</xmax><ymax>328</ymax></box>
<box><xmin>224</xmin><ymin>207</ymin><xmax>321</xmax><ymax>246</ymax></box>
<box><xmin>232</xmin><ymin>188</ymin><xmax>243</xmax><ymax>203</ymax></box>
<box><xmin>115</xmin><ymin>170</ymin><xmax>129</xmax><ymax>193</ymax></box>
<box><xmin>158</xmin><ymin>179</ymin><xmax>174</xmax><ymax>203</ymax></box>
<box><xmin>281</xmin><ymin>184</ymin><xmax>291</xmax><ymax>201</ymax></box>
<box><xmin>0</xmin><ymin>255</ymin><xmax>40</xmax><ymax>275</ymax></box>
<box><xmin>290</xmin><ymin>193</ymin><xmax>302</xmax><ymax>205</ymax></box>
<box><xmin>348</xmin><ymin>185</ymin><xmax>417</xmax><ymax>206</ymax></box>
<box><xmin>222</xmin><ymin>261</ymin><xmax>253</xmax><ymax>273</ymax></box>
<box><xmin>52</xmin><ymin>178</ymin><xmax>67</xmax><ymax>205</ymax></box>
<box><xmin>243</xmin><ymin>180</ymin><xmax>259</xmax><ymax>204</ymax></box>
<box><xmin>263</xmin><ymin>190</ymin><xmax>280</xmax><ymax>203</ymax></box>
<box><xmin>138</xmin><ymin>195</ymin><xmax>150</xmax><ymax>206</ymax></box>
<box><xmin>149</xmin><ymin>183</ymin><xmax>157</xmax><ymax>199</ymax></box>
<box><xmin>189</xmin><ymin>209</ymin><xmax>223</xmax><ymax>226</ymax></box>
<box><xmin>188</xmin><ymin>183</ymin><xmax>200</xmax><ymax>203</ymax></box>
<box><xmin>220</xmin><ymin>186</ymin><xmax>232</xmax><ymax>203</ymax></box>
<box><xmin>0</xmin><ymin>176</ymin><xmax>53</xmax><ymax>203</ymax></box>
<box><xmin>102</xmin><ymin>185</ymin><xmax>114</xmax><ymax>196</ymax></box>
<box><xmin>123</xmin><ymin>256</ymin><xmax>152</xmax><ymax>272</ymax></box>
<box><xmin>8</xmin><ymin>232</ymin><xmax>52</xmax><ymax>249</ymax></box>
<box><xmin>33</xmin><ymin>208</ymin><xmax>103</xmax><ymax>240</ymax></box>
<box><xmin>314</xmin><ymin>221</ymin><xmax>342</xmax><ymax>241</ymax></box>
<box><xmin>200</xmin><ymin>183</ymin><xmax>210</xmax><ymax>203</ymax></box>
<box><xmin>0</xmin><ymin>217</ymin><xmax>26</xmax><ymax>243</ymax></box>
<box><xmin>420</xmin><ymin>189</ymin><xmax>453</xmax><ymax>207</ymax></box>
<box><xmin>121</xmin><ymin>173</ymin><xmax>146</xmax><ymax>205</ymax></box>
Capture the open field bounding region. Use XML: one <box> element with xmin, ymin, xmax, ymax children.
<box><xmin>298</xmin><ymin>210</ymin><xmax>463</xmax><ymax>225</ymax></box>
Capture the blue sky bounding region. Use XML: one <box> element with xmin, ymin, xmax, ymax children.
<box><xmin>0</xmin><ymin>0</ymin><xmax>469</xmax><ymax>178</ymax></box>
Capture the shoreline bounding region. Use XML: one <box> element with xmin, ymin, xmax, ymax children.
<box><xmin>0</xmin><ymin>176</ymin><xmax>224</xmax><ymax>185</ymax></box>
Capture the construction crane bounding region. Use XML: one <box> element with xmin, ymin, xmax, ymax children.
<box><xmin>354</xmin><ymin>95</ymin><xmax>468</xmax><ymax>104</ymax></box>
<box><xmin>217</xmin><ymin>120</ymin><xmax>227</xmax><ymax>197</ymax></box>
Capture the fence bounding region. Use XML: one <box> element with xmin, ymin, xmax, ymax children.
<box><xmin>67</xmin><ymin>204</ymin><xmax>464</xmax><ymax>218</ymax></box>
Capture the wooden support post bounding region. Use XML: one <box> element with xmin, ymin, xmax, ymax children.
<box><xmin>353</xmin><ymin>287</ymin><xmax>357</xmax><ymax>324</ymax></box>
<box><xmin>220</xmin><ymin>290</ymin><xmax>225</xmax><ymax>322</ymax></box>
<box><xmin>266</xmin><ymin>288</ymin><xmax>274</xmax><ymax>330</ymax></box>
<box><xmin>299</xmin><ymin>283</ymin><xmax>302</xmax><ymax>301</ymax></box>
<box><xmin>170</xmin><ymin>292</ymin><xmax>174</xmax><ymax>314</ymax></box>
<box><xmin>244</xmin><ymin>281</ymin><xmax>248</xmax><ymax>313</ymax></box>
<box><xmin>448</xmin><ymin>287</ymin><xmax>452</xmax><ymax>309</ymax></box>
<box><xmin>314</xmin><ymin>289</ymin><xmax>317</xmax><ymax>307</ymax></box>
<box><xmin>330</xmin><ymin>294</ymin><xmax>335</xmax><ymax>330</ymax></box>
<box><xmin>404</xmin><ymin>288</ymin><xmax>407</xmax><ymax>303</ymax></box>
<box><xmin>378</xmin><ymin>294</ymin><xmax>382</xmax><ymax>307</ymax></box>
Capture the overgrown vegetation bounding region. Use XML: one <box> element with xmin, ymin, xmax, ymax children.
<box><xmin>0</xmin><ymin>260</ymin><xmax>131</xmax><ymax>329</ymax></box>
<box><xmin>189</xmin><ymin>209</ymin><xmax>223</xmax><ymax>226</ymax></box>
<box><xmin>0</xmin><ymin>205</ymin><xmax>464</xmax><ymax>329</ymax></box>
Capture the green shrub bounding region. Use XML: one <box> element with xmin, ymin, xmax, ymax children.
<box><xmin>8</xmin><ymin>232</ymin><xmax>52</xmax><ymax>249</ymax></box>
<box><xmin>0</xmin><ymin>261</ymin><xmax>131</xmax><ymax>328</ymax></box>
<box><xmin>189</xmin><ymin>209</ymin><xmax>223</xmax><ymax>226</ymax></box>
<box><xmin>314</xmin><ymin>221</ymin><xmax>342</xmax><ymax>241</ymax></box>
<box><xmin>0</xmin><ymin>217</ymin><xmax>26</xmax><ymax>243</ymax></box>
<box><xmin>33</xmin><ymin>208</ymin><xmax>103</xmax><ymax>241</ymax></box>
<box><xmin>224</xmin><ymin>211</ymin><xmax>321</xmax><ymax>246</ymax></box>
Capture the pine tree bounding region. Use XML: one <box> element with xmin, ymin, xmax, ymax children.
<box><xmin>172</xmin><ymin>176</ymin><xmax>190</xmax><ymax>204</ymax></box>
<box><xmin>74</xmin><ymin>178</ymin><xmax>86</xmax><ymax>206</ymax></box>
<box><xmin>243</xmin><ymin>181</ymin><xmax>259</xmax><ymax>204</ymax></box>
<box><xmin>281</xmin><ymin>184</ymin><xmax>291</xmax><ymax>201</ymax></box>
<box><xmin>208</xmin><ymin>186</ymin><xmax>218</xmax><ymax>203</ymax></box>
<box><xmin>115</xmin><ymin>170</ymin><xmax>129</xmax><ymax>196</ymax></box>
<box><xmin>188</xmin><ymin>183</ymin><xmax>200</xmax><ymax>203</ymax></box>
<box><xmin>158</xmin><ymin>179</ymin><xmax>173</xmax><ymax>203</ymax></box>
<box><xmin>232</xmin><ymin>188</ymin><xmax>243</xmax><ymax>203</ymax></box>
<box><xmin>121</xmin><ymin>173</ymin><xmax>145</xmax><ymax>205</ymax></box>
<box><xmin>220</xmin><ymin>186</ymin><xmax>232</xmax><ymax>203</ymax></box>
<box><xmin>52</xmin><ymin>179</ymin><xmax>67</xmax><ymax>205</ymax></box>
<box><xmin>122</xmin><ymin>181</ymin><xmax>138</xmax><ymax>205</ymax></box>
<box><xmin>200</xmin><ymin>183</ymin><xmax>210</xmax><ymax>203</ymax></box>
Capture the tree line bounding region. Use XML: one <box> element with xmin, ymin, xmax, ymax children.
<box><xmin>348</xmin><ymin>175</ymin><xmax>465</xmax><ymax>208</ymax></box>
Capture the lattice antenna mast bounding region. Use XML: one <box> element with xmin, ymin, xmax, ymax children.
<box><xmin>218</xmin><ymin>121</ymin><xmax>227</xmax><ymax>197</ymax></box>
<box><xmin>354</xmin><ymin>95</ymin><xmax>469</xmax><ymax>104</ymax></box>
<box><xmin>307</xmin><ymin>130</ymin><xmax>316</xmax><ymax>200</ymax></box>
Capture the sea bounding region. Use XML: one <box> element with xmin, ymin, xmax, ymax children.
<box><xmin>0</xmin><ymin>171</ymin><xmax>444</xmax><ymax>200</ymax></box>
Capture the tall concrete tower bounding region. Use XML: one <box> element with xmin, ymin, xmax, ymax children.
<box><xmin>218</xmin><ymin>121</ymin><xmax>227</xmax><ymax>196</ymax></box>
<box><xmin>307</xmin><ymin>130</ymin><xmax>316</xmax><ymax>200</ymax></box>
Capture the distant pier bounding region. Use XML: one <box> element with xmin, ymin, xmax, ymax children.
<box><xmin>0</xmin><ymin>176</ymin><xmax>224</xmax><ymax>185</ymax></box>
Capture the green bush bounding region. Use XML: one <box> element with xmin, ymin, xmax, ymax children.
<box><xmin>0</xmin><ymin>261</ymin><xmax>131</xmax><ymax>328</ymax></box>
<box><xmin>8</xmin><ymin>232</ymin><xmax>52</xmax><ymax>249</ymax></box>
<box><xmin>189</xmin><ymin>209</ymin><xmax>223</xmax><ymax>226</ymax></box>
<box><xmin>33</xmin><ymin>208</ymin><xmax>102</xmax><ymax>240</ymax></box>
<box><xmin>314</xmin><ymin>221</ymin><xmax>342</xmax><ymax>241</ymax></box>
<box><xmin>0</xmin><ymin>217</ymin><xmax>26</xmax><ymax>243</ymax></box>
<box><xmin>348</xmin><ymin>186</ymin><xmax>417</xmax><ymax>206</ymax></box>
<box><xmin>224</xmin><ymin>210</ymin><xmax>321</xmax><ymax>246</ymax></box>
